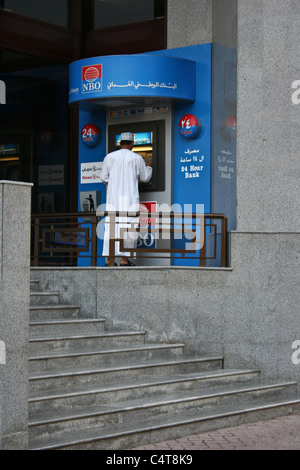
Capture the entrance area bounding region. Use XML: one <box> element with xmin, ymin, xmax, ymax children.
<box><xmin>0</xmin><ymin>50</ymin><xmax>72</xmax><ymax>214</ymax></box>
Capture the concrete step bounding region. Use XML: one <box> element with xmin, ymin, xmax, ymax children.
<box><xmin>29</xmin><ymin>331</ymin><xmax>147</xmax><ymax>355</ymax></box>
<box><xmin>29</xmin><ymin>356</ymin><xmax>224</xmax><ymax>393</ymax></box>
<box><xmin>30</xmin><ymin>280</ymin><xmax>39</xmax><ymax>292</ymax></box>
<box><xmin>30</xmin><ymin>304</ymin><xmax>81</xmax><ymax>321</ymax></box>
<box><xmin>28</xmin><ymin>277</ymin><xmax>299</xmax><ymax>451</ymax></box>
<box><xmin>28</xmin><ymin>383</ymin><xmax>300</xmax><ymax>448</ymax></box>
<box><xmin>29</xmin><ymin>343</ymin><xmax>186</xmax><ymax>373</ymax></box>
<box><xmin>30</xmin><ymin>292</ymin><xmax>60</xmax><ymax>306</ymax></box>
<box><xmin>29</xmin><ymin>318</ymin><xmax>106</xmax><ymax>337</ymax></box>
<box><xmin>29</xmin><ymin>397</ymin><xmax>300</xmax><ymax>450</ymax></box>
<box><xmin>29</xmin><ymin>368</ymin><xmax>261</xmax><ymax>414</ymax></box>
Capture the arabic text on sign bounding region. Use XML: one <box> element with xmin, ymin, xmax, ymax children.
<box><xmin>107</xmin><ymin>81</ymin><xmax>178</xmax><ymax>91</ymax></box>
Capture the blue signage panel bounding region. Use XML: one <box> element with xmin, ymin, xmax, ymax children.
<box><xmin>69</xmin><ymin>55</ymin><xmax>196</xmax><ymax>104</ymax></box>
<box><xmin>150</xmin><ymin>44</ymin><xmax>212</xmax><ymax>266</ymax></box>
<box><xmin>77</xmin><ymin>109</ymin><xmax>106</xmax><ymax>266</ymax></box>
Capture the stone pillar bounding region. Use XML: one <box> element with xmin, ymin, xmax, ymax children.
<box><xmin>0</xmin><ymin>181</ymin><xmax>32</xmax><ymax>450</ymax></box>
<box><xmin>236</xmin><ymin>0</ymin><xmax>300</xmax><ymax>232</ymax></box>
<box><xmin>228</xmin><ymin>0</ymin><xmax>300</xmax><ymax>378</ymax></box>
<box><xmin>167</xmin><ymin>0</ymin><xmax>213</xmax><ymax>48</ymax></box>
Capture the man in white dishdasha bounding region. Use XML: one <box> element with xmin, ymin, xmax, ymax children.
<box><xmin>100</xmin><ymin>132</ymin><xmax>152</xmax><ymax>266</ymax></box>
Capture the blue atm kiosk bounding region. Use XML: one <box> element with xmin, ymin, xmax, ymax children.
<box><xmin>69</xmin><ymin>44</ymin><xmax>213</xmax><ymax>266</ymax></box>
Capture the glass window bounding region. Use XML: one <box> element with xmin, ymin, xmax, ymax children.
<box><xmin>0</xmin><ymin>49</ymin><xmax>70</xmax><ymax>213</ymax></box>
<box><xmin>94</xmin><ymin>0</ymin><xmax>164</xmax><ymax>29</ymax></box>
<box><xmin>0</xmin><ymin>0</ymin><xmax>69</xmax><ymax>27</ymax></box>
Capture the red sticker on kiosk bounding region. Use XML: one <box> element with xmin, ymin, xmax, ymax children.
<box><xmin>81</xmin><ymin>124</ymin><xmax>101</xmax><ymax>147</ymax></box>
<box><xmin>139</xmin><ymin>202</ymin><xmax>157</xmax><ymax>228</ymax></box>
<box><xmin>179</xmin><ymin>114</ymin><xmax>201</xmax><ymax>139</ymax></box>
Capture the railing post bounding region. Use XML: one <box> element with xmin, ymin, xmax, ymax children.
<box><xmin>90</xmin><ymin>214</ymin><xmax>97</xmax><ymax>267</ymax></box>
<box><xmin>108</xmin><ymin>213</ymin><xmax>116</xmax><ymax>266</ymax></box>
<box><xmin>221</xmin><ymin>216</ymin><xmax>228</xmax><ymax>268</ymax></box>
<box><xmin>33</xmin><ymin>217</ymin><xmax>40</xmax><ymax>266</ymax></box>
<box><xmin>200</xmin><ymin>215</ymin><xmax>206</xmax><ymax>267</ymax></box>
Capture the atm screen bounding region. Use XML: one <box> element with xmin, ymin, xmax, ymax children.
<box><xmin>115</xmin><ymin>132</ymin><xmax>153</xmax><ymax>168</ymax></box>
<box><xmin>109</xmin><ymin>121</ymin><xmax>165</xmax><ymax>192</ymax></box>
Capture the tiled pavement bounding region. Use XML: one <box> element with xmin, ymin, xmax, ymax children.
<box><xmin>132</xmin><ymin>413</ymin><xmax>300</xmax><ymax>450</ymax></box>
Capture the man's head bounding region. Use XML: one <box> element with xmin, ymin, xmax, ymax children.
<box><xmin>120</xmin><ymin>132</ymin><xmax>134</xmax><ymax>149</ymax></box>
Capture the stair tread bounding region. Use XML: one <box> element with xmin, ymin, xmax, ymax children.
<box><xmin>30</xmin><ymin>291</ymin><xmax>60</xmax><ymax>295</ymax></box>
<box><xmin>29</xmin><ymin>355</ymin><xmax>223</xmax><ymax>380</ymax></box>
<box><xmin>30</xmin><ymin>304</ymin><xmax>81</xmax><ymax>309</ymax></box>
<box><xmin>29</xmin><ymin>368</ymin><xmax>261</xmax><ymax>402</ymax></box>
<box><xmin>29</xmin><ymin>379</ymin><xmax>297</xmax><ymax>424</ymax></box>
<box><xmin>29</xmin><ymin>331</ymin><xmax>146</xmax><ymax>342</ymax></box>
<box><xmin>30</xmin><ymin>318</ymin><xmax>106</xmax><ymax>325</ymax></box>
<box><xmin>29</xmin><ymin>342</ymin><xmax>186</xmax><ymax>360</ymax></box>
<box><xmin>29</xmin><ymin>396</ymin><xmax>300</xmax><ymax>450</ymax></box>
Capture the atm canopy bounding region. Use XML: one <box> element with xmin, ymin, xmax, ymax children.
<box><xmin>69</xmin><ymin>54</ymin><xmax>196</xmax><ymax>108</ymax></box>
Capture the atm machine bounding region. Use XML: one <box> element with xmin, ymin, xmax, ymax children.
<box><xmin>108</xmin><ymin>119</ymin><xmax>166</xmax><ymax>194</ymax></box>
<box><xmin>107</xmin><ymin>115</ymin><xmax>171</xmax><ymax>265</ymax></box>
<box><xmin>69</xmin><ymin>46</ymin><xmax>213</xmax><ymax>266</ymax></box>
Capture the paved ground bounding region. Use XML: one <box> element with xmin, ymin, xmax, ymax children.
<box><xmin>132</xmin><ymin>413</ymin><xmax>300</xmax><ymax>450</ymax></box>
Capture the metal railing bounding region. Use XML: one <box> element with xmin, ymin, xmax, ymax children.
<box><xmin>31</xmin><ymin>211</ymin><xmax>228</xmax><ymax>267</ymax></box>
<box><xmin>31</xmin><ymin>212</ymin><xmax>99</xmax><ymax>266</ymax></box>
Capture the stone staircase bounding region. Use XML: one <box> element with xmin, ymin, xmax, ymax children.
<box><xmin>28</xmin><ymin>278</ymin><xmax>300</xmax><ymax>450</ymax></box>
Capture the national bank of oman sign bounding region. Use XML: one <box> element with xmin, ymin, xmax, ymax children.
<box><xmin>69</xmin><ymin>55</ymin><xmax>196</xmax><ymax>104</ymax></box>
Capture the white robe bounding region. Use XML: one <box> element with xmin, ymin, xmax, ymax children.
<box><xmin>100</xmin><ymin>148</ymin><xmax>152</xmax><ymax>256</ymax></box>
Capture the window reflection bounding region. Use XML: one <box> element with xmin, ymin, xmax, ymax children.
<box><xmin>0</xmin><ymin>49</ymin><xmax>69</xmax><ymax>213</ymax></box>
<box><xmin>0</xmin><ymin>0</ymin><xmax>69</xmax><ymax>27</ymax></box>
<box><xmin>94</xmin><ymin>0</ymin><xmax>164</xmax><ymax>29</ymax></box>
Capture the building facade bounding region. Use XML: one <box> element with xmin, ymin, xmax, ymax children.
<box><xmin>0</xmin><ymin>0</ymin><xmax>299</xmax><ymax>450</ymax></box>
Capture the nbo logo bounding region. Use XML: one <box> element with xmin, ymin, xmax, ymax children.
<box><xmin>82</xmin><ymin>64</ymin><xmax>102</xmax><ymax>95</ymax></box>
<box><xmin>82</xmin><ymin>81</ymin><xmax>102</xmax><ymax>93</ymax></box>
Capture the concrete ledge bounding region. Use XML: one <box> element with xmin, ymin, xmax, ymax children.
<box><xmin>31</xmin><ymin>266</ymin><xmax>232</xmax><ymax>271</ymax></box>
